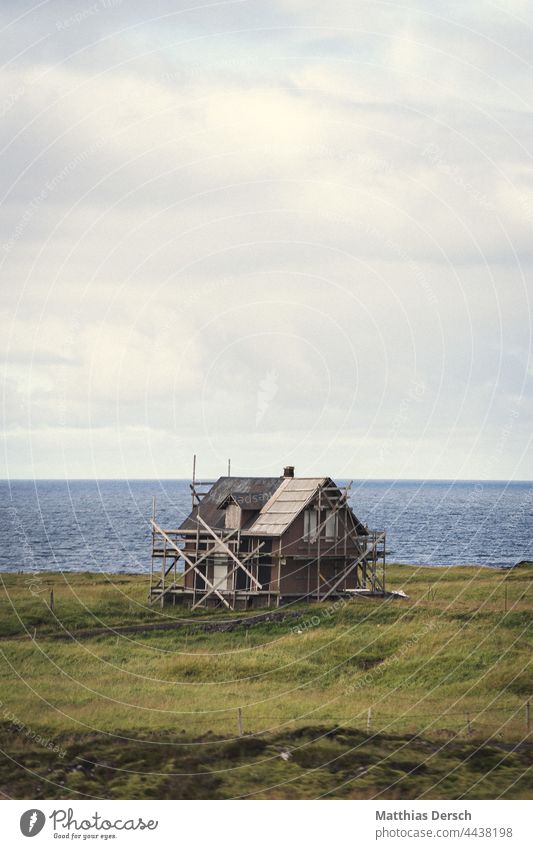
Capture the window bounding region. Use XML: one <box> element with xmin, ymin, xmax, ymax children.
<box><xmin>325</xmin><ymin>509</ymin><xmax>337</xmax><ymax>540</ymax></box>
<box><xmin>213</xmin><ymin>553</ymin><xmax>228</xmax><ymax>590</ymax></box>
<box><xmin>303</xmin><ymin>508</ymin><xmax>318</xmax><ymax>541</ymax></box>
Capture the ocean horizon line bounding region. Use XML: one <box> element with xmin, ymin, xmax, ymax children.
<box><xmin>1</xmin><ymin>477</ymin><xmax>532</xmax><ymax>485</ymax></box>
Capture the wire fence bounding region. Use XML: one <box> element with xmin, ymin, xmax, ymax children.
<box><xmin>146</xmin><ymin>700</ymin><xmax>533</xmax><ymax>742</ymax></box>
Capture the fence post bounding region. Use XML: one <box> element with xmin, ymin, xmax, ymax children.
<box><xmin>465</xmin><ymin>712</ymin><xmax>472</xmax><ymax>736</ymax></box>
<box><xmin>527</xmin><ymin>701</ymin><xmax>531</xmax><ymax>735</ymax></box>
<box><xmin>237</xmin><ymin>707</ymin><xmax>243</xmax><ymax>737</ymax></box>
<box><xmin>49</xmin><ymin>589</ymin><xmax>54</xmax><ymax>612</ymax></box>
<box><xmin>367</xmin><ymin>707</ymin><xmax>372</xmax><ymax>734</ymax></box>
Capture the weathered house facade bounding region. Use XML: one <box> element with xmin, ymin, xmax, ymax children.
<box><xmin>149</xmin><ymin>466</ymin><xmax>386</xmax><ymax>609</ymax></box>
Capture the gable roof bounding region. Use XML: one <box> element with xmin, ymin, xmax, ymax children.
<box><xmin>179</xmin><ymin>475</ymin><xmax>366</xmax><ymax>538</ymax></box>
<box><xmin>179</xmin><ymin>476</ymin><xmax>282</xmax><ymax>531</ymax></box>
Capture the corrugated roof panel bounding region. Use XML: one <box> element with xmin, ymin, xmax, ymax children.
<box><xmin>281</xmin><ymin>478</ymin><xmax>325</xmax><ymax>492</ymax></box>
<box><xmin>259</xmin><ymin>500</ymin><xmax>310</xmax><ymax>513</ymax></box>
<box><xmin>252</xmin><ymin>518</ymin><xmax>289</xmax><ymax>528</ymax></box>
<box><xmin>251</xmin><ymin>515</ymin><xmax>289</xmax><ymax>525</ymax></box>
<box><xmin>246</xmin><ymin>477</ymin><xmax>327</xmax><ymax>535</ymax></box>
<box><xmin>276</xmin><ymin>491</ymin><xmax>310</xmax><ymax>501</ymax></box>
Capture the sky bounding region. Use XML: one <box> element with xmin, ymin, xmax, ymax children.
<box><xmin>1</xmin><ymin>0</ymin><xmax>532</xmax><ymax>480</ymax></box>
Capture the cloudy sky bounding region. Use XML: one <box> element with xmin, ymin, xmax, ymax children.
<box><xmin>1</xmin><ymin>0</ymin><xmax>532</xmax><ymax>480</ymax></box>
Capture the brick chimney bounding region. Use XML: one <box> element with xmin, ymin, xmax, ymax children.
<box><xmin>283</xmin><ymin>465</ymin><xmax>295</xmax><ymax>478</ymax></box>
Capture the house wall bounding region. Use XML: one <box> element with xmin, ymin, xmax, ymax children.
<box><xmin>279</xmin><ymin>557</ymin><xmax>309</xmax><ymax>595</ymax></box>
<box><xmin>278</xmin><ymin>556</ymin><xmax>359</xmax><ymax>595</ymax></box>
<box><xmin>180</xmin><ymin>498</ymin><xmax>366</xmax><ymax>597</ymax></box>
<box><xmin>276</xmin><ymin>500</ymin><xmax>366</xmax><ymax>595</ymax></box>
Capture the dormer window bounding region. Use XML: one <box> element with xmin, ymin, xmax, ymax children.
<box><xmin>219</xmin><ymin>490</ymin><xmax>270</xmax><ymax>530</ymax></box>
<box><xmin>225</xmin><ymin>498</ymin><xmax>242</xmax><ymax>529</ymax></box>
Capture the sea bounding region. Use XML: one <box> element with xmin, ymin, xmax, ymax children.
<box><xmin>0</xmin><ymin>479</ymin><xmax>531</xmax><ymax>574</ymax></box>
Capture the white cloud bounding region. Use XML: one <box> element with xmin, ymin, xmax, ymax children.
<box><xmin>0</xmin><ymin>0</ymin><xmax>532</xmax><ymax>478</ymax></box>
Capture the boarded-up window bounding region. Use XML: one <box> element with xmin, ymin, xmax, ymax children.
<box><xmin>303</xmin><ymin>508</ymin><xmax>317</xmax><ymax>541</ymax></box>
<box><xmin>225</xmin><ymin>503</ymin><xmax>242</xmax><ymax>529</ymax></box>
<box><xmin>213</xmin><ymin>554</ymin><xmax>228</xmax><ymax>590</ymax></box>
<box><xmin>325</xmin><ymin>509</ymin><xmax>337</xmax><ymax>540</ymax></box>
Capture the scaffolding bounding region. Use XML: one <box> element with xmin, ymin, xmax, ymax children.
<box><xmin>149</xmin><ymin>466</ymin><xmax>386</xmax><ymax>609</ymax></box>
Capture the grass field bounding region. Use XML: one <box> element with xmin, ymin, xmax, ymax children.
<box><xmin>0</xmin><ymin>563</ymin><xmax>531</xmax><ymax>799</ymax></box>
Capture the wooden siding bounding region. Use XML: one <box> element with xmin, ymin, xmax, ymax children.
<box><xmin>278</xmin><ymin>504</ymin><xmax>363</xmax><ymax>558</ymax></box>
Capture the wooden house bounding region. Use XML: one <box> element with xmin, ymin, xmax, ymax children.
<box><xmin>149</xmin><ymin>466</ymin><xmax>386</xmax><ymax>609</ymax></box>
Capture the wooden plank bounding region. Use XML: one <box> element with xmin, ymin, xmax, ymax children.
<box><xmin>197</xmin><ymin>516</ymin><xmax>262</xmax><ymax>589</ymax></box>
<box><xmin>191</xmin><ymin>543</ymin><xmax>264</xmax><ymax>610</ymax></box>
<box><xmin>182</xmin><ymin>528</ymin><xmax>239</xmax><ymax>575</ymax></box>
<box><xmin>151</xmin><ymin>521</ymin><xmax>197</xmax><ymax>570</ymax></box>
<box><xmin>151</xmin><ymin>520</ymin><xmax>238</xmax><ymax>577</ymax></box>
<box><xmin>150</xmin><ymin>520</ymin><xmax>232</xmax><ymax>608</ymax></box>
<box><xmin>195</xmin><ymin>568</ymin><xmax>232</xmax><ymax>609</ymax></box>
<box><xmin>320</xmin><ymin>534</ymin><xmax>385</xmax><ymax>601</ymax></box>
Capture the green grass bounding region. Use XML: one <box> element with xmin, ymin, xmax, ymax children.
<box><xmin>0</xmin><ymin>564</ymin><xmax>532</xmax><ymax>799</ymax></box>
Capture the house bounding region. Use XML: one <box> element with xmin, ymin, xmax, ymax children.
<box><xmin>149</xmin><ymin>466</ymin><xmax>386</xmax><ymax>609</ymax></box>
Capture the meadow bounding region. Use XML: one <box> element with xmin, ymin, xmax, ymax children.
<box><xmin>0</xmin><ymin>563</ymin><xmax>531</xmax><ymax>799</ymax></box>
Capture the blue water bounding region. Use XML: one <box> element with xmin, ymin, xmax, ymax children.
<box><xmin>0</xmin><ymin>479</ymin><xmax>531</xmax><ymax>573</ymax></box>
